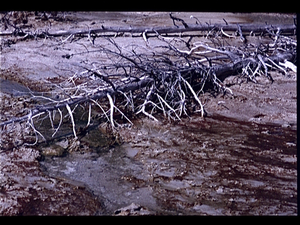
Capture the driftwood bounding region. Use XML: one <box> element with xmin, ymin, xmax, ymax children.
<box><xmin>0</xmin><ymin>14</ymin><xmax>297</xmax><ymax>145</ymax></box>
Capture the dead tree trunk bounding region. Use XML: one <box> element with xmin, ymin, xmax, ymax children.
<box><xmin>45</xmin><ymin>24</ymin><xmax>297</xmax><ymax>37</ymax></box>
<box><xmin>0</xmin><ymin>23</ymin><xmax>296</xmax><ymax>37</ymax></box>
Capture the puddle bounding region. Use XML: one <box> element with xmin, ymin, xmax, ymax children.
<box><xmin>41</xmin><ymin>147</ymin><xmax>159</xmax><ymax>214</ymax></box>
<box><xmin>0</xmin><ymin>79</ymin><xmax>32</xmax><ymax>97</ymax></box>
<box><xmin>40</xmin><ymin>114</ymin><xmax>297</xmax><ymax>215</ymax></box>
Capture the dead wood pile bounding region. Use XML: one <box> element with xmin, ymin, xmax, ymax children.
<box><xmin>0</xmin><ymin>12</ymin><xmax>297</xmax><ymax>146</ymax></box>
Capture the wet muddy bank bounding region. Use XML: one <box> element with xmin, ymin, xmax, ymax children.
<box><xmin>0</xmin><ymin>146</ymin><xmax>102</xmax><ymax>215</ymax></box>
<box><xmin>1</xmin><ymin>113</ymin><xmax>296</xmax><ymax>215</ymax></box>
<box><xmin>40</xmin><ymin>115</ymin><xmax>297</xmax><ymax>215</ymax></box>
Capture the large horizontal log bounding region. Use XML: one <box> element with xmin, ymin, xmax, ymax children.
<box><xmin>47</xmin><ymin>23</ymin><xmax>297</xmax><ymax>36</ymax></box>
<box><xmin>0</xmin><ymin>23</ymin><xmax>296</xmax><ymax>37</ymax></box>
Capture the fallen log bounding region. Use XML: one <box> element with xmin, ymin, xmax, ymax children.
<box><xmin>0</xmin><ymin>23</ymin><xmax>296</xmax><ymax>37</ymax></box>
<box><xmin>49</xmin><ymin>23</ymin><xmax>297</xmax><ymax>36</ymax></box>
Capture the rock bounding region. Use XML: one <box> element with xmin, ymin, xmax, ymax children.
<box><xmin>114</xmin><ymin>203</ymin><xmax>152</xmax><ymax>216</ymax></box>
<box><xmin>41</xmin><ymin>144</ymin><xmax>65</xmax><ymax>157</ymax></box>
<box><xmin>55</xmin><ymin>139</ymin><xmax>69</xmax><ymax>149</ymax></box>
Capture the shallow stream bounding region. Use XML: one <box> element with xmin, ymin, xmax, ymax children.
<box><xmin>40</xmin><ymin>114</ymin><xmax>297</xmax><ymax>215</ymax></box>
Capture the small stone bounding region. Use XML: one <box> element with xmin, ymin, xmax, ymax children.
<box><xmin>55</xmin><ymin>139</ymin><xmax>69</xmax><ymax>149</ymax></box>
<box><xmin>114</xmin><ymin>203</ymin><xmax>152</xmax><ymax>216</ymax></box>
<box><xmin>286</xmin><ymin>142</ymin><xmax>296</xmax><ymax>147</ymax></box>
<box><xmin>41</xmin><ymin>145</ymin><xmax>65</xmax><ymax>157</ymax></box>
<box><xmin>281</xmin><ymin>123</ymin><xmax>291</xmax><ymax>128</ymax></box>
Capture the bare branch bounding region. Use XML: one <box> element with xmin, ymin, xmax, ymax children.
<box><xmin>181</xmin><ymin>77</ymin><xmax>204</xmax><ymax>117</ymax></box>
<box><xmin>66</xmin><ymin>104</ymin><xmax>77</xmax><ymax>139</ymax></box>
<box><xmin>107</xmin><ymin>93</ymin><xmax>115</xmax><ymax>128</ymax></box>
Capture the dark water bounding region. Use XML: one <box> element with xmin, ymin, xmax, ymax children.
<box><xmin>0</xmin><ymin>79</ymin><xmax>32</xmax><ymax>96</ymax></box>
<box><xmin>40</xmin><ymin>114</ymin><xmax>297</xmax><ymax>215</ymax></box>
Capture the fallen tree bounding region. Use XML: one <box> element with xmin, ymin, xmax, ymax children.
<box><xmin>0</xmin><ymin>14</ymin><xmax>297</xmax><ymax>146</ymax></box>
<box><xmin>0</xmin><ymin>12</ymin><xmax>296</xmax><ymax>38</ymax></box>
